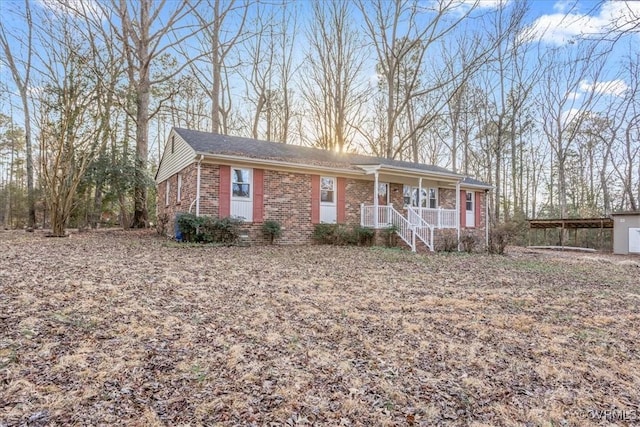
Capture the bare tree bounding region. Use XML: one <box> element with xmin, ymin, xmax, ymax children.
<box><xmin>537</xmin><ymin>42</ymin><xmax>609</xmax><ymax>218</ymax></box>
<box><xmin>0</xmin><ymin>0</ymin><xmax>36</xmax><ymax>229</ymax></box>
<box><xmin>107</xmin><ymin>0</ymin><xmax>203</xmax><ymax>227</ymax></box>
<box><xmin>301</xmin><ymin>0</ymin><xmax>366</xmax><ymax>152</ymax></box>
<box><xmin>356</xmin><ymin>0</ymin><xmax>492</xmax><ymax>160</ymax></box>
<box><xmin>189</xmin><ymin>0</ymin><xmax>250</xmax><ymax>135</ymax></box>
<box><xmin>35</xmin><ymin>13</ymin><xmax>102</xmax><ymax>236</ymax></box>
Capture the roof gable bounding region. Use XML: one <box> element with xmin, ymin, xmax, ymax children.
<box><xmin>155</xmin><ymin>130</ymin><xmax>197</xmax><ymax>183</ymax></box>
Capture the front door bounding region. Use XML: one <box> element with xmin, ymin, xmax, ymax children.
<box><xmin>465</xmin><ymin>191</ymin><xmax>475</xmax><ymax>227</ymax></box>
<box><xmin>378</xmin><ymin>183</ymin><xmax>389</xmax><ymax>225</ymax></box>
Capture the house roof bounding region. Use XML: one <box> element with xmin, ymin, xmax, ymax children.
<box><xmin>171</xmin><ymin>127</ymin><xmax>491</xmax><ymax>188</ymax></box>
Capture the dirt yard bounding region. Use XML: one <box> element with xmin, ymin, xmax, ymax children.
<box><xmin>1</xmin><ymin>230</ymin><xmax>639</xmax><ymax>426</ymax></box>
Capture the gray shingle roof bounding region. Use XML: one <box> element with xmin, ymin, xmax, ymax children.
<box><xmin>173</xmin><ymin>127</ymin><xmax>490</xmax><ymax>186</ymax></box>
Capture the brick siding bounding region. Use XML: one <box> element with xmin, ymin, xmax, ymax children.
<box><xmin>158</xmin><ymin>162</ymin><xmax>488</xmax><ymax>250</ymax></box>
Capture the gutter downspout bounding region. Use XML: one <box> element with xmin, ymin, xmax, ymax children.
<box><xmin>196</xmin><ymin>155</ymin><xmax>204</xmax><ymax>217</ymax></box>
<box><xmin>456</xmin><ymin>180</ymin><xmax>461</xmax><ymax>251</ymax></box>
<box><xmin>485</xmin><ymin>189</ymin><xmax>490</xmax><ymax>249</ymax></box>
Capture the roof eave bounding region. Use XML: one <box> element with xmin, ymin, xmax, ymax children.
<box><xmin>354</xmin><ymin>163</ymin><xmax>463</xmax><ymax>181</ymax></box>
<box><xmin>462</xmin><ymin>182</ymin><xmax>493</xmax><ymax>190</ymax></box>
<box><xmin>195</xmin><ymin>151</ymin><xmax>366</xmax><ymax>177</ymax></box>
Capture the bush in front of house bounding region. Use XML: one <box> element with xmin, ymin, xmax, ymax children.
<box><xmin>440</xmin><ymin>232</ymin><xmax>459</xmax><ymax>252</ymax></box>
<box><xmin>460</xmin><ymin>230</ymin><xmax>479</xmax><ymax>253</ymax></box>
<box><xmin>488</xmin><ymin>221</ymin><xmax>518</xmax><ymax>254</ymax></box>
<box><xmin>262</xmin><ymin>220</ymin><xmax>282</xmax><ymax>244</ymax></box>
<box><xmin>312</xmin><ymin>223</ymin><xmax>375</xmax><ymax>246</ymax></box>
<box><xmin>177</xmin><ymin>213</ymin><xmax>242</xmax><ymax>244</ymax></box>
<box><xmin>381</xmin><ymin>225</ymin><xmax>399</xmax><ymax>247</ymax></box>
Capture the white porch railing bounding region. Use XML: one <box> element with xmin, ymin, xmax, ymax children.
<box><xmin>407</xmin><ymin>207</ymin><xmax>435</xmax><ymax>252</ymax></box>
<box><xmin>414</xmin><ymin>207</ymin><xmax>457</xmax><ymax>229</ymax></box>
<box><xmin>361</xmin><ymin>204</ymin><xmax>437</xmax><ymax>252</ymax></box>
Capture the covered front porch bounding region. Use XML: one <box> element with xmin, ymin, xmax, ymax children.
<box><xmin>355</xmin><ymin>164</ymin><xmax>463</xmax><ymax>252</ymax></box>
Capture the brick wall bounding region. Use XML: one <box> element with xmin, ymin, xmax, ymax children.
<box><xmin>439</xmin><ymin>188</ymin><xmax>457</xmax><ymax>209</ymax></box>
<box><xmin>158</xmin><ymin>161</ymin><xmax>489</xmax><ymax>250</ymax></box>
<box><xmin>157</xmin><ymin>163</ymin><xmax>199</xmax><ymax>234</ymax></box>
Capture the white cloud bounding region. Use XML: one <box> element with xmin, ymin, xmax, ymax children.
<box><xmin>525</xmin><ymin>1</ymin><xmax>640</xmax><ymax>45</ymax></box>
<box><xmin>566</xmin><ymin>91</ymin><xmax>582</xmax><ymax>102</ymax></box>
<box><xmin>36</xmin><ymin>0</ymin><xmax>104</xmax><ymax>21</ymax></box>
<box><xmin>579</xmin><ymin>79</ymin><xmax>629</xmax><ymax>97</ymax></box>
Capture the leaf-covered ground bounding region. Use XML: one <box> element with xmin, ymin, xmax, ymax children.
<box><xmin>1</xmin><ymin>230</ymin><xmax>639</xmax><ymax>426</ymax></box>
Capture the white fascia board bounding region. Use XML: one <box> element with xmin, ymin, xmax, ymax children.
<box><xmin>355</xmin><ymin>164</ymin><xmax>382</xmax><ymax>174</ymax></box>
<box><xmin>196</xmin><ymin>152</ymin><xmax>367</xmax><ymax>178</ymax></box>
<box><xmin>461</xmin><ymin>182</ymin><xmax>494</xmax><ymax>190</ymax></box>
<box><xmin>375</xmin><ymin>164</ymin><xmax>463</xmax><ymax>181</ymax></box>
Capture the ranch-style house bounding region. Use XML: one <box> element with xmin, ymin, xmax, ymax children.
<box><xmin>155</xmin><ymin>128</ymin><xmax>491</xmax><ymax>251</ymax></box>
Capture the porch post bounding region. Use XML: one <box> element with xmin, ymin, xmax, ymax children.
<box><xmin>456</xmin><ymin>180</ymin><xmax>461</xmax><ymax>251</ymax></box>
<box><xmin>373</xmin><ymin>171</ymin><xmax>379</xmax><ymax>228</ymax></box>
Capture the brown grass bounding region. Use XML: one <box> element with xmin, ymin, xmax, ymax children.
<box><xmin>1</xmin><ymin>230</ymin><xmax>639</xmax><ymax>426</ymax></box>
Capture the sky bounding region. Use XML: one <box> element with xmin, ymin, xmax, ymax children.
<box><xmin>1</xmin><ymin>0</ymin><xmax>639</xmax><ymax>156</ymax></box>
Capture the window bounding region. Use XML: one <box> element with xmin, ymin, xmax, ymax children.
<box><xmin>466</xmin><ymin>191</ymin><xmax>473</xmax><ymax>211</ymax></box>
<box><xmin>377</xmin><ymin>183</ymin><xmax>388</xmax><ymax>205</ymax></box>
<box><xmin>176</xmin><ymin>174</ymin><xmax>182</xmax><ymax>202</ymax></box>
<box><xmin>232</xmin><ymin>168</ymin><xmax>251</xmax><ymax>198</ymax></box>
<box><xmin>171</xmin><ymin>136</ymin><xmax>175</xmax><ymax>154</ymax></box>
<box><xmin>165</xmin><ymin>180</ymin><xmax>170</xmax><ymax>206</ymax></box>
<box><xmin>321</xmin><ymin>177</ymin><xmax>335</xmax><ymax>203</ymax></box>
<box><xmin>428</xmin><ymin>188</ymin><xmax>437</xmax><ymax>209</ymax></box>
<box><xmin>403</xmin><ymin>185</ymin><xmax>413</xmax><ymax>206</ymax></box>
<box><xmin>403</xmin><ymin>185</ymin><xmax>436</xmax><ymax>208</ymax></box>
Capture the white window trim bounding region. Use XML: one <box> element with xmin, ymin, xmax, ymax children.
<box><xmin>176</xmin><ymin>174</ymin><xmax>182</xmax><ymax>203</ymax></box>
<box><xmin>231</xmin><ymin>167</ymin><xmax>253</xmax><ymax>201</ymax></box>
<box><xmin>320</xmin><ymin>176</ymin><xmax>336</xmax><ymax>205</ymax></box>
<box><xmin>428</xmin><ymin>187</ymin><xmax>438</xmax><ymax>209</ymax></box>
<box><xmin>165</xmin><ymin>180</ymin><xmax>170</xmax><ymax>207</ymax></box>
<box><xmin>403</xmin><ymin>185</ymin><xmax>438</xmax><ymax>208</ymax></box>
<box><xmin>378</xmin><ymin>182</ymin><xmax>389</xmax><ymax>205</ymax></box>
<box><xmin>466</xmin><ymin>191</ymin><xmax>474</xmax><ymax>212</ymax></box>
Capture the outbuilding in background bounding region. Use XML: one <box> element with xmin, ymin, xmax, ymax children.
<box><xmin>612</xmin><ymin>212</ymin><xmax>640</xmax><ymax>255</ymax></box>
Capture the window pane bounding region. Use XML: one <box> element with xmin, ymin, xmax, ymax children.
<box><xmin>233</xmin><ymin>169</ymin><xmax>249</xmax><ymax>183</ymax></box>
<box><xmin>321</xmin><ymin>190</ymin><xmax>334</xmax><ymax>203</ymax></box>
<box><xmin>429</xmin><ymin>188</ymin><xmax>436</xmax><ymax>209</ymax></box>
<box><xmin>321</xmin><ymin>177</ymin><xmax>334</xmax><ymax>191</ymax></box>
<box><xmin>403</xmin><ymin>185</ymin><xmax>411</xmax><ymax>206</ymax></box>
<box><xmin>233</xmin><ymin>183</ymin><xmax>250</xmax><ymax>198</ymax></box>
<box><xmin>378</xmin><ymin>183</ymin><xmax>387</xmax><ymax>205</ymax></box>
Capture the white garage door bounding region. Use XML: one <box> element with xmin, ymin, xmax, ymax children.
<box><xmin>629</xmin><ymin>228</ymin><xmax>640</xmax><ymax>253</ymax></box>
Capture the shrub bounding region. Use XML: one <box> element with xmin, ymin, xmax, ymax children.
<box><xmin>312</xmin><ymin>223</ymin><xmax>340</xmax><ymax>245</ymax></box>
<box><xmin>440</xmin><ymin>232</ymin><xmax>459</xmax><ymax>252</ymax></box>
<box><xmin>354</xmin><ymin>226</ymin><xmax>375</xmax><ymax>246</ymax></box>
<box><xmin>488</xmin><ymin>221</ymin><xmax>518</xmax><ymax>254</ymax></box>
<box><xmin>176</xmin><ymin>213</ymin><xmax>242</xmax><ymax>244</ymax></box>
<box><xmin>382</xmin><ymin>225</ymin><xmax>399</xmax><ymax>247</ymax></box>
<box><xmin>312</xmin><ymin>224</ymin><xmax>374</xmax><ymax>246</ymax></box>
<box><xmin>156</xmin><ymin>213</ymin><xmax>170</xmax><ymax>236</ymax></box>
<box><xmin>460</xmin><ymin>231</ymin><xmax>479</xmax><ymax>253</ymax></box>
<box><xmin>262</xmin><ymin>220</ymin><xmax>282</xmax><ymax>244</ymax></box>
<box><xmin>177</xmin><ymin>213</ymin><xmax>205</xmax><ymax>242</ymax></box>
